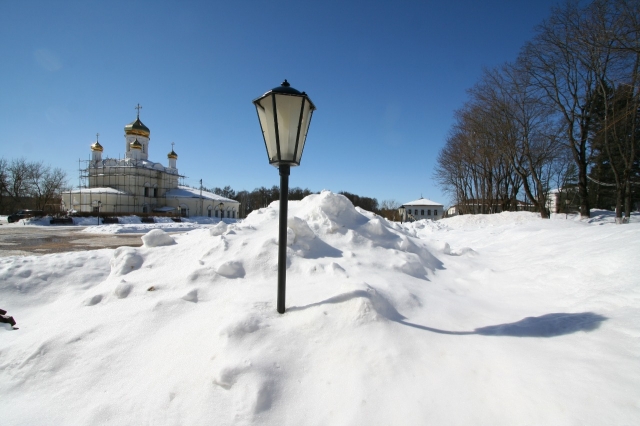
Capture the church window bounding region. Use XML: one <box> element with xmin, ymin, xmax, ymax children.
<box><xmin>434</xmin><ymin>210</ymin><xmax>438</xmax><ymax>216</ymax></box>
<box><xmin>144</xmin><ymin>187</ymin><xmax>149</xmax><ymax>197</ymax></box>
<box><xmin>428</xmin><ymin>210</ymin><xmax>431</xmax><ymax>215</ymax></box>
<box><xmin>421</xmin><ymin>210</ymin><xmax>424</xmax><ymax>216</ymax></box>
<box><xmin>153</xmin><ymin>188</ymin><xmax>158</xmax><ymax>198</ymax></box>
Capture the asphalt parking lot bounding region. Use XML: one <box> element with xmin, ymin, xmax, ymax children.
<box><xmin>0</xmin><ymin>224</ymin><xmax>143</xmax><ymax>257</ymax></box>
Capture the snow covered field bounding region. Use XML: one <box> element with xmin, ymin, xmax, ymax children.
<box><xmin>1</xmin><ymin>191</ymin><xmax>639</xmax><ymax>425</ymax></box>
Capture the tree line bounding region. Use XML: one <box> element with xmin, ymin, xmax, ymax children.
<box><xmin>0</xmin><ymin>158</ymin><xmax>69</xmax><ymax>214</ymax></box>
<box><xmin>435</xmin><ymin>0</ymin><xmax>639</xmax><ymax>221</ymax></box>
<box><xmin>204</xmin><ymin>185</ymin><xmax>401</xmax><ymax>220</ymax></box>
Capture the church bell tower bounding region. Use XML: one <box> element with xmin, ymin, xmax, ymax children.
<box><xmin>124</xmin><ymin>104</ymin><xmax>150</xmax><ymax>160</ymax></box>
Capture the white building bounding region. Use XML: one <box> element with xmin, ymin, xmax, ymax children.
<box><xmin>399</xmin><ymin>198</ymin><xmax>444</xmax><ymax>221</ymax></box>
<box><xmin>61</xmin><ymin>108</ymin><xmax>240</xmax><ymax>218</ymax></box>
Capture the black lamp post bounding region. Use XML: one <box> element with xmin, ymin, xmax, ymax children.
<box><xmin>253</xmin><ymin>79</ymin><xmax>316</xmax><ymax>314</ymax></box>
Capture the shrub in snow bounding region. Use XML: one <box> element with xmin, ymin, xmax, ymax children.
<box><xmin>141</xmin><ymin>229</ymin><xmax>175</xmax><ymax>247</ymax></box>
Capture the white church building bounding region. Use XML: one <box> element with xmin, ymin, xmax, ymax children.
<box><xmin>399</xmin><ymin>197</ymin><xmax>444</xmax><ymax>221</ymax></box>
<box><xmin>61</xmin><ymin>107</ymin><xmax>240</xmax><ymax>218</ymax></box>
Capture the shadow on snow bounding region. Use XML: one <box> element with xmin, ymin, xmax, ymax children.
<box><xmin>289</xmin><ymin>290</ymin><xmax>607</xmax><ymax>338</ymax></box>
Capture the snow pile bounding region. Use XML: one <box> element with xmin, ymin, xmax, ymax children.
<box><xmin>141</xmin><ymin>229</ymin><xmax>175</xmax><ymax>247</ymax></box>
<box><xmin>1</xmin><ymin>191</ymin><xmax>639</xmax><ymax>425</ymax></box>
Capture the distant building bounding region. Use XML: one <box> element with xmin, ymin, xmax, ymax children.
<box><xmin>61</xmin><ymin>107</ymin><xmax>239</xmax><ymax>218</ymax></box>
<box><xmin>546</xmin><ymin>187</ymin><xmax>580</xmax><ymax>214</ymax></box>
<box><xmin>400</xmin><ymin>198</ymin><xmax>444</xmax><ymax>221</ymax></box>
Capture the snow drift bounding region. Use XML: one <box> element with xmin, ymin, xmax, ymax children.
<box><xmin>1</xmin><ymin>191</ymin><xmax>639</xmax><ymax>425</ymax></box>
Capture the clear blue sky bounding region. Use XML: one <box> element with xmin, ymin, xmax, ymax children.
<box><xmin>1</xmin><ymin>0</ymin><xmax>561</xmax><ymax>207</ymax></box>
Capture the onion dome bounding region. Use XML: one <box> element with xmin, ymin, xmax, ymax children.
<box><xmin>91</xmin><ymin>141</ymin><xmax>104</xmax><ymax>152</ymax></box>
<box><xmin>167</xmin><ymin>149</ymin><xmax>178</xmax><ymax>159</ymax></box>
<box><xmin>124</xmin><ymin>117</ymin><xmax>150</xmax><ymax>137</ymax></box>
<box><xmin>130</xmin><ymin>138</ymin><xmax>143</xmax><ymax>150</ymax></box>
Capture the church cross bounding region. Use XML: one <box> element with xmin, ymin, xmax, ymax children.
<box><xmin>135</xmin><ymin>103</ymin><xmax>142</xmax><ymax>118</ymax></box>
<box><xmin>171</xmin><ymin>142</ymin><xmax>175</xmax><ymax>150</ymax></box>
<box><xmin>96</xmin><ymin>133</ymin><xmax>99</xmax><ymax>141</ymax></box>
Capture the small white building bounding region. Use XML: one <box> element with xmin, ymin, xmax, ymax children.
<box><xmin>61</xmin><ymin>108</ymin><xmax>240</xmax><ymax>218</ymax></box>
<box><xmin>399</xmin><ymin>198</ymin><xmax>444</xmax><ymax>221</ymax></box>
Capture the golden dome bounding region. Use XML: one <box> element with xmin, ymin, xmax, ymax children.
<box><xmin>91</xmin><ymin>141</ymin><xmax>104</xmax><ymax>152</ymax></box>
<box><xmin>124</xmin><ymin>117</ymin><xmax>150</xmax><ymax>137</ymax></box>
<box><xmin>167</xmin><ymin>149</ymin><xmax>178</xmax><ymax>159</ymax></box>
<box><xmin>130</xmin><ymin>139</ymin><xmax>143</xmax><ymax>150</ymax></box>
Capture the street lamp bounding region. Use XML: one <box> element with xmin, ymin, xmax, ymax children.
<box><xmin>217</xmin><ymin>202</ymin><xmax>224</xmax><ymax>219</ymax></box>
<box><xmin>97</xmin><ymin>201</ymin><xmax>102</xmax><ymax>225</ymax></box>
<box><xmin>398</xmin><ymin>206</ymin><xmax>405</xmax><ymax>224</ymax></box>
<box><xmin>253</xmin><ymin>79</ymin><xmax>316</xmax><ymax>314</ymax></box>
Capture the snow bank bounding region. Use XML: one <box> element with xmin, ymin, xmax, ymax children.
<box><xmin>1</xmin><ymin>191</ymin><xmax>639</xmax><ymax>425</ymax></box>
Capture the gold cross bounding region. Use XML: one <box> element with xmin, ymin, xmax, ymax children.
<box><xmin>135</xmin><ymin>103</ymin><xmax>142</xmax><ymax>118</ymax></box>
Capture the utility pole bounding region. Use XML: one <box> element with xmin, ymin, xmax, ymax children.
<box><xmin>199</xmin><ymin>179</ymin><xmax>203</xmax><ymax>217</ymax></box>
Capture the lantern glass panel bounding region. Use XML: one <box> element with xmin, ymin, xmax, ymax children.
<box><xmin>274</xmin><ymin>93</ymin><xmax>304</xmax><ymax>162</ymax></box>
<box><xmin>295</xmin><ymin>98</ymin><xmax>314</xmax><ymax>164</ymax></box>
<box><xmin>255</xmin><ymin>97</ymin><xmax>278</xmax><ymax>163</ymax></box>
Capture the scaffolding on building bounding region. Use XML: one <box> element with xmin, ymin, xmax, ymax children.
<box><xmin>69</xmin><ymin>156</ymin><xmax>187</xmax><ymax>214</ymax></box>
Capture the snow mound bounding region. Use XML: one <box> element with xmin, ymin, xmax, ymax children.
<box><xmin>141</xmin><ymin>229</ymin><xmax>176</xmax><ymax>247</ymax></box>
<box><xmin>109</xmin><ymin>247</ymin><xmax>144</xmax><ymax>275</ymax></box>
<box><xmin>442</xmin><ymin>210</ymin><xmax>542</xmax><ymax>229</ymax></box>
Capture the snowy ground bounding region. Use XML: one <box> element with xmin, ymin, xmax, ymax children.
<box><xmin>1</xmin><ymin>192</ymin><xmax>639</xmax><ymax>425</ymax></box>
<box><xmin>0</xmin><ymin>214</ymin><xmax>231</xmax><ymax>234</ymax></box>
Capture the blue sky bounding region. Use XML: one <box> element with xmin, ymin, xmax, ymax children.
<box><xmin>1</xmin><ymin>0</ymin><xmax>561</xmax><ymax>207</ymax></box>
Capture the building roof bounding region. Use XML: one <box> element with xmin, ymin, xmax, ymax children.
<box><xmin>67</xmin><ymin>187</ymin><xmax>127</xmax><ymax>195</ymax></box>
<box><xmin>165</xmin><ymin>185</ymin><xmax>239</xmax><ymax>204</ymax></box>
<box><xmin>402</xmin><ymin>197</ymin><xmax>443</xmax><ymax>207</ymax></box>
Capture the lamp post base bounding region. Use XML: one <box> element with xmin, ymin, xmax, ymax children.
<box><xmin>277</xmin><ymin>164</ymin><xmax>290</xmax><ymax>314</ymax></box>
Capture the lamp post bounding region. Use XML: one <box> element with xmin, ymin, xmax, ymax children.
<box><xmin>217</xmin><ymin>202</ymin><xmax>224</xmax><ymax>220</ymax></box>
<box><xmin>253</xmin><ymin>79</ymin><xmax>316</xmax><ymax>314</ymax></box>
<box><xmin>97</xmin><ymin>201</ymin><xmax>102</xmax><ymax>225</ymax></box>
<box><xmin>398</xmin><ymin>206</ymin><xmax>405</xmax><ymax>224</ymax></box>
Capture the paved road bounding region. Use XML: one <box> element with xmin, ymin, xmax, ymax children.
<box><xmin>0</xmin><ymin>225</ymin><xmax>143</xmax><ymax>257</ymax></box>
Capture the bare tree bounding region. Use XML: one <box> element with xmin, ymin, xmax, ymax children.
<box><xmin>30</xmin><ymin>164</ymin><xmax>68</xmax><ymax>211</ymax></box>
<box><xmin>588</xmin><ymin>0</ymin><xmax>640</xmax><ymax>222</ymax></box>
<box><xmin>380</xmin><ymin>199</ymin><xmax>401</xmax><ymax>221</ymax></box>
<box><xmin>521</xmin><ymin>0</ymin><xmax>631</xmax><ymax>218</ymax></box>
<box><xmin>473</xmin><ymin>63</ymin><xmax>563</xmax><ymax>218</ymax></box>
<box><xmin>0</xmin><ymin>158</ymin><xmax>68</xmax><ymax>213</ymax></box>
<box><xmin>5</xmin><ymin>158</ymin><xmax>33</xmax><ymax>208</ymax></box>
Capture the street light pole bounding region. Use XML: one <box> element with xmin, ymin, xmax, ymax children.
<box><xmin>277</xmin><ymin>164</ymin><xmax>290</xmax><ymax>313</ymax></box>
<box><xmin>253</xmin><ymin>79</ymin><xmax>315</xmax><ymax>314</ymax></box>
